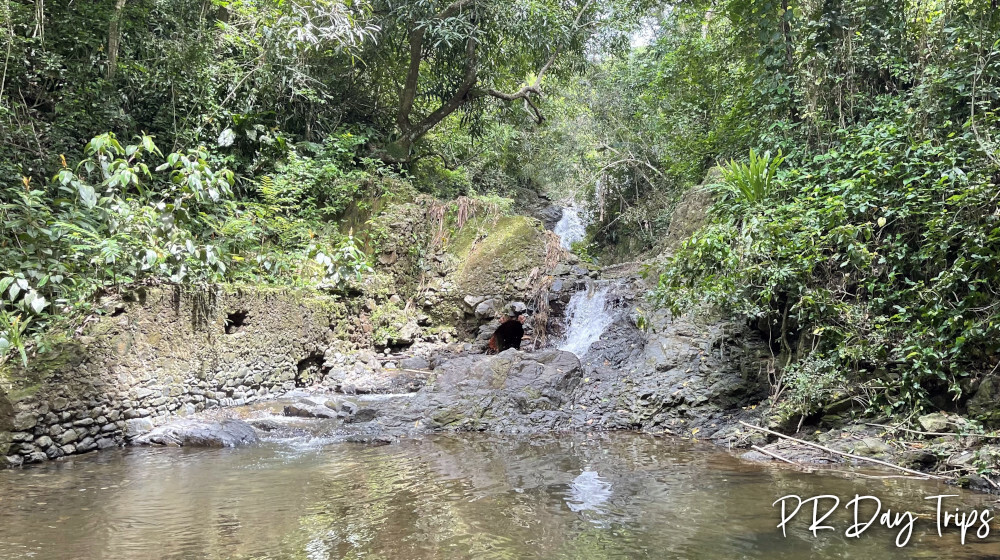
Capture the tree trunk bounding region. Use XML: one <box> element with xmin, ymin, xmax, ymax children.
<box><xmin>107</xmin><ymin>0</ymin><xmax>127</xmax><ymax>80</ymax></box>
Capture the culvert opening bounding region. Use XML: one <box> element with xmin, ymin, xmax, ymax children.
<box><xmin>225</xmin><ymin>310</ymin><xmax>249</xmax><ymax>334</ymax></box>
<box><xmin>295</xmin><ymin>353</ymin><xmax>327</xmax><ymax>387</ymax></box>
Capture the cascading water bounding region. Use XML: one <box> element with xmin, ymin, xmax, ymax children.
<box><xmin>559</xmin><ymin>283</ymin><xmax>615</xmax><ymax>357</ymax></box>
<box><xmin>554</xmin><ymin>206</ymin><xmax>587</xmax><ymax>249</ymax></box>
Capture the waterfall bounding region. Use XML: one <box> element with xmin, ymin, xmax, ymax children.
<box><xmin>559</xmin><ymin>284</ymin><xmax>614</xmax><ymax>357</ymax></box>
<box><xmin>554</xmin><ymin>206</ymin><xmax>586</xmax><ymax>250</ymax></box>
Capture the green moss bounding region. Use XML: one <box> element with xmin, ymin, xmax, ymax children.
<box><xmin>447</xmin><ymin>215</ymin><xmax>548</xmax><ymax>295</ymax></box>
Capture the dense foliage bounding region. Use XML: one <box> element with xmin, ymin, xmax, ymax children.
<box><xmin>646</xmin><ymin>1</ymin><xmax>1000</xmax><ymax>416</ymax></box>
<box><xmin>0</xmin><ymin>0</ymin><xmax>648</xmax><ymax>365</ymax></box>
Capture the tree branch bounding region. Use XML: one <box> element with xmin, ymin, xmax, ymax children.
<box><xmin>396</xmin><ymin>0</ymin><xmax>478</xmax><ymax>133</ymax></box>
<box><xmin>407</xmin><ymin>35</ymin><xmax>479</xmax><ymax>140</ymax></box>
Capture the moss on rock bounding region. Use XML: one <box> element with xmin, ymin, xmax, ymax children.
<box><xmin>447</xmin><ymin>215</ymin><xmax>548</xmax><ymax>297</ymax></box>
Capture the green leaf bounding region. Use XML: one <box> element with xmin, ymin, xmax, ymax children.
<box><xmin>0</xmin><ymin>277</ymin><xmax>13</xmax><ymax>297</ymax></box>
<box><xmin>79</xmin><ymin>184</ymin><xmax>98</xmax><ymax>208</ymax></box>
<box><xmin>30</xmin><ymin>295</ymin><xmax>47</xmax><ymax>314</ymax></box>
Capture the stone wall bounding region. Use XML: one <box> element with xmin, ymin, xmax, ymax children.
<box><xmin>0</xmin><ymin>286</ymin><xmax>350</xmax><ymax>467</ymax></box>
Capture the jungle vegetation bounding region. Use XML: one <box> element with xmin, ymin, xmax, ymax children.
<box><xmin>2</xmin><ymin>0</ymin><xmax>1000</xmax><ymax>419</ymax></box>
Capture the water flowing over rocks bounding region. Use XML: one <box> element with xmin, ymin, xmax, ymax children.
<box><xmin>553</xmin><ymin>206</ymin><xmax>587</xmax><ymax>250</ymax></box>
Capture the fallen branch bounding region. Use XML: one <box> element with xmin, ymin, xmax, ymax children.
<box><xmin>751</xmin><ymin>445</ymin><xmax>932</xmax><ymax>481</ymax></box>
<box><xmin>739</xmin><ymin>421</ymin><xmax>947</xmax><ymax>480</ymax></box>
<box><xmin>751</xmin><ymin>444</ymin><xmax>799</xmax><ymax>465</ymax></box>
<box><xmin>864</xmin><ymin>422</ymin><xmax>1000</xmax><ymax>439</ymax></box>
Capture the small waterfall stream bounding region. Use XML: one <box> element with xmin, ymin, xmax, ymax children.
<box><xmin>554</xmin><ymin>206</ymin><xmax>587</xmax><ymax>249</ymax></box>
<box><xmin>559</xmin><ymin>283</ymin><xmax>615</xmax><ymax>357</ymax></box>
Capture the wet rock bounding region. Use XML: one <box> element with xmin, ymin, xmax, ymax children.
<box><xmin>283</xmin><ymin>403</ymin><xmax>338</xmax><ymax>419</ymax></box>
<box><xmin>247</xmin><ymin>418</ymin><xmax>283</xmax><ymax>431</ymax></box>
<box><xmin>134</xmin><ymin>419</ymin><xmax>259</xmax><ymax>448</ymax></box>
<box><xmin>76</xmin><ymin>437</ymin><xmax>97</xmax><ymax>452</ymax></box>
<box><xmin>341</xmin><ymin>401</ymin><xmax>359</xmax><ymax>416</ymax></box>
<box><xmin>345</xmin><ymin>408</ymin><xmax>378</xmax><ymax>423</ymax></box>
<box><xmin>342</xmin><ymin>434</ymin><xmax>394</xmax><ymax>445</ymax></box>
<box><xmin>25</xmin><ymin>451</ymin><xmax>47</xmax><ymax>464</ymax></box>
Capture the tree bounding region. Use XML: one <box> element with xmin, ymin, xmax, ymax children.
<box><xmin>369</xmin><ymin>0</ymin><xmax>648</xmax><ymax>161</ymax></box>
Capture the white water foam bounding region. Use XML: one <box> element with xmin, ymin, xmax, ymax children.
<box><xmin>559</xmin><ymin>284</ymin><xmax>614</xmax><ymax>357</ymax></box>
<box><xmin>554</xmin><ymin>206</ymin><xmax>587</xmax><ymax>249</ymax></box>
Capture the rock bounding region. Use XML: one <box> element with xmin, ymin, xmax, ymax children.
<box><xmin>852</xmin><ymin>437</ymin><xmax>892</xmax><ymax>457</ymax></box>
<box><xmin>124</xmin><ymin>418</ymin><xmax>155</xmax><ymax>438</ymax></box>
<box><xmin>400</xmin><ymin>357</ymin><xmax>430</xmax><ymax>371</ymax></box>
<box><xmin>34</xmin><ymin>436</ymin><xmax>54</xmax><ymax>449</ymax></box>
<box><xmin>968</xmin><ymin>376</ymin><xmax>1000</xmax><ymax>421</ymax></box>
<box><xmin>552</xmin><ymin>263</ymin><xmax>572</xmax><ymax>277</ymax></box>
<box><xmin>341</xmin><ymin>401</ymin><xmax>359</xmax><ymax>416</ymax></box>
<box><xmin>58</xmin><ymin>429</ymin><xmax>79</xmax><ymax>445</ymax></box>
<box><xmin>662</xmin><ymin>168</ymin><xmax>719</xmax><ymax>250</ymax></box>
<box><xmin>344</xmin><ymin>408</ymin><xmax>378</xmax><ymax>423</ymax></box>
<box><xmin>25</xmin><ymin>451</ymin><xmax>47</xmax><ymax>464</ymax></box>
<box><xmin>918</xmin><ymin>413</ymin><xmax>952</xmax><ymax>433</ymax></box>
<box><xmin>506</xmin><ymin>301</ymin><xmax>527</xmax><ymax>315</ymax></box>
<box><xmin>76</xmin><ymin>437</ymin><xmax>97</xmax><ymax>452</ymax></box>
<box><xmin>899</xmin><ymin>449</ymin><xmax>938</xmax><ymax>469</ymax></box>
<box><xmin>134</xmin><ymin>419</ymin><xmax>259</xmax><ymax>448</ymax></box>
<box><xmin>391</xmin><ymin>321</ymin><xmax>420</xmax><ymax>346</ymax></box>
<box><xmin>474</xmin><ymin>299</ymin><xmax>498</xmax><ymax>320</ymax></box>
<box><xmin>283</xmin><ymin>403</ymin><xmax>338</xmax><ymax>419</ymax></box>
<box><xmin>247</xmin><ymin>418</ymin><xmax>283</xmax><ymax>431</ymax></box>
<box><xmin>463</xmin><ymin>295</ymin><xmax>486</xmax><ymax>310</ymax></box>
<box><xmin>12</xmin><ymin>412</ymin><xmax>37</xmax><ymax>431</ymax></box>
<box><xmin>342</xmin><ymin>435</ymin><xmax>394</xmax><ymax>445</ymax></box>
<box><xmin>948</xmin><ymin>450</ymin><xmax>977</xmax><ymax>468</ymax></box>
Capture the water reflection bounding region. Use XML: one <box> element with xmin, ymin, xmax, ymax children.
<box><xmin>566</xmin><ymin>471</ymin><xmax>612</xmax><ymax>514</ymax></box>
<box><xmin>0</xmin><ymin>432</ymin><xmax>998</xmax><ymax>559</ymax></box>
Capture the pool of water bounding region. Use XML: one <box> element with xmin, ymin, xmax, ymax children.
<box><xmin>0</xmin><ymin>432</ymin><xmax>998</xmax><ymax>559</ymax></box>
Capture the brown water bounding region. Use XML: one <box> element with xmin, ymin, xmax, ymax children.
<box><xmin>1</xmin><ymin>432</ymin><xmax>999</xmax><ymax>559</ymax></box>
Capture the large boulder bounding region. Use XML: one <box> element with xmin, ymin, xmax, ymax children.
<box><xmin>133</xmin><ymin>419</ymin><xmax>259</xmax><ymax>447</ymax></box>
<box><xmin>416</xmin><ymin>349</ymin><xmax>584</xmax><ymax>432</ymax></box>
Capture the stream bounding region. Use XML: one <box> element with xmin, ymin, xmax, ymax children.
<box><xmin>2</xmin><ymin>218</ymin><xmax>998</xmax><ymax>559</ymax></box>
<box><xmin>1</xmin><ymin>430</ymin><xmax>999</xmax><ymax>559</ymax></box>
